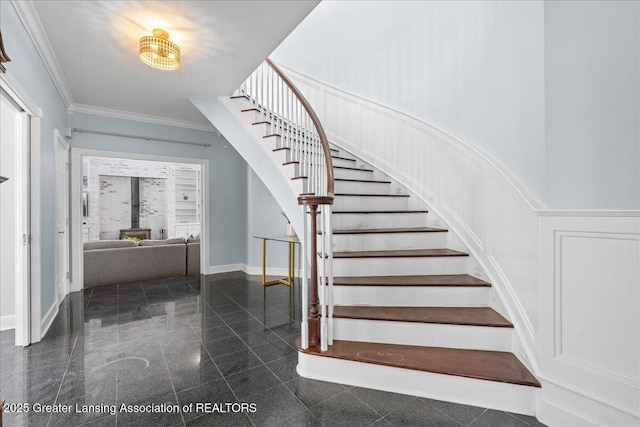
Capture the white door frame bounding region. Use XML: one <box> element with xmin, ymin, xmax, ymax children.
<box><xmin>70</xmin><ymin>148</ymin><xmax>209</xmax><ymax>292</ymax></box>
<box><xmin>54</xmin><ymin>130</ymin><xmax>70</xmax><ymax>303</ymax></box>
<box><xmin>1</xmin><ymin>72</ymin><xmax>43</xmax><ymax>346</ymax></box>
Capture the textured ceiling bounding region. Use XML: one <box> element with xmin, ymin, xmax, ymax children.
<box><xmin>33</xmin><ymin>1</ymin><xmax>319</xmax><ymax>128</ymax></box>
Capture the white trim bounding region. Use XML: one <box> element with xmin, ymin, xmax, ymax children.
<box><xmin>30</xmin><ymin>116</ymin><xmax>42</xmax><ymax>344</ymax></box>
<box><xmin>54</xmin><ymin>130</ymin><xmax>70</xmax><ymax>304</ymax></box>
<box><xmin>40</xmin><ymin>299</ymin><xmax>58</xmax><ymax>339</ymax></box>
<box><xmin>70</xmin><ymin>148</ymin><xmax>209</xmax><ymax>292</ymax></box>
<box><xmin>0</xmin><ymin>71</ymin><xmax>43</xmax><ymax>117</ymax></box>
<box><xmin>206</xmin><ymin>264</ymin><xmax>245</xmax><ymax>275</ymax></box>
<box><xmin>69</xmin><ymin>104</ymin><xmax>219</xmax><ymax>134</ymax></box>
<box><xmin>10</xmin><ymin>0</ymin><xmax>74</xmax><ymax>108</ymax></box>
<box><xmin>537</xmin><ymin>209</ymin><xmax>640</xmax><ymax>217</ymax></box>
<box><xmin>0</xmin><ymin>316</ymin><xmax>16</xmax><ymax>331</ymax></box>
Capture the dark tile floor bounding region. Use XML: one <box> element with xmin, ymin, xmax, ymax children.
<box><xmin>0</xmin><ymin>273</ymin><xmax>547</xmax><ymax>427</ymax></box>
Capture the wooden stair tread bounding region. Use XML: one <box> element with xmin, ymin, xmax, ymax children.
<box><xmin>333</xmin><ymin>210</ymin><xmax>428</xmax><ymax>214</ymax></box>
<box><xmin>335</xmin><ymin>193</ymin><xmax>409</xmax><ymax>197</ymax></box>
<box><xmin>335</xmin><ymin>178</ymin><xmax>392</xmax><ymax>184</ymax></box>
<box><xmin>334</xmin><ymin>165</ymin><xmax>374</xmax><ymax>172</ymax></box>
<box><xmin>333</xmin><ymin>248</ymin><xmax>468</xmax><ymax>258</ymax></box>
<box><xmin>333</xmin><ymin>274</ymin><xmax>491</xmax><ymax>287</ymax></box>
<box><xmin>332</xmin><ymin>227</ymin><xmax>447</xmax><ymax>234</ymax></box>
<box><xmin>333</xmin><ymin>306</ymin><xmax>512</xmax><ymax>327</ymax></box>
<box><xmin>296</xmin><ymin>339</ymin><xmax>540</xmax><ymax>387</ymax></box>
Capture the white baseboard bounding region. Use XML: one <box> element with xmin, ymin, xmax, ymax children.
<box><xmin>538</xmin><ymin>380</ymin><xmax>640</xmax><ymax>427</ymax></box>
<box><xmin>206</xmin><ymin>263</ymin><xmax>245</xmax><ymax>274</ymax></box>
<box><xmin>40</xmin><ymin>299</ymin><xmax>59</xmax><ymax>340</ymax></box>
<box><xmin>0</xmin><ymin>315</ymin><xmax>16</xmax><ymax>331</ymax></box>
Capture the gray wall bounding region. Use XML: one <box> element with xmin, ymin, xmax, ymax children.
<box><xmin>272</xmin><ymin>0</ymin><xmax>640</xmax><ymax>209</ymax></box>
<box><xmin>68</xmin><ymin>112</ymin><xmax>249</xmax><ymax>268</ymax></box>
<box><xmin>544</xmin><ymin>1</ymin><xmax>640</xmax><ymax>208</ymax></box>
<box><xmin>2</xmin><ymin>1</ymin><xmax>69</xmax><ymax>317</ymax></box>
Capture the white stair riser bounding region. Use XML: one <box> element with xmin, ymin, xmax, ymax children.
<box><xmin>297</xmin><ymin>353</ymin><xmax>538</xmax><ymax>416</ymax></box>
<box><xmin>334</xmin><ymin>168</ymin><xmax>376</xmax><ymax>180</ymax></box>
<box><xmin>250</xmin><ymin>122</ymin><xmax>272</xmax><ymax>138</ymax></box>
<box><xmin>333</xmin><ymin>318</ymin><xmax>513</xmax><ymax>352</ymax></box>
<box><xmin>332</xmin><ymin>158</ymin><xmax>358</xmax><ymax>168</ymax></box>
<box><xmin>332</xmin><ymin>255</ymin><xmax>468</xmax><ymax>276</ymax></box>
<box><xmin>333</xmin><ymin>195</ymin><xmax>409</xmax><ymax>212</ymax></box>
<box><xmin>335</xmin><ymin>181</ymin><xmax>391</xmax><ymax>194</ymax></box>
<box><xmin>333</xmin><ymin>285</ymin><xmax>489</xmax><ymax>306</ymax></box>
<box><xmin>332</xmin><ymin>212</ymin><xmax>429</xmax><ymax>229</ymax></box>
<box><xmin>332</xmin><ymin>231</ymin><xmax>448</xmax><ymax>252</ymax></box>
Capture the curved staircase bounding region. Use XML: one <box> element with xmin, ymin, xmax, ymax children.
<box><xmin>207</xmin><ymin>61</ymin><xmax>541</xmax><ymax>416</ymax></box>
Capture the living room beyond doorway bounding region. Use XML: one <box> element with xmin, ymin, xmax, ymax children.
<box><xmin>78</xmin><ymin>155</ymin><xmax>204</xmax><ymax>289</ymax></box>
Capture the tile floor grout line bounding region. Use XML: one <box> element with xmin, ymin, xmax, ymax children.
<box><xmin>158</xmin><ymin>345</ymin><xmax>188</xmax><ymax>427</ymax></box>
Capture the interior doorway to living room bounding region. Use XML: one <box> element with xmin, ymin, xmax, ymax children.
<box><xmin>70</xmin><ymin>150</ymin><xmax>207</xmax><ymax>291</ymax></box>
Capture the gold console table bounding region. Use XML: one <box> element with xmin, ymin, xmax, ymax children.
<box><xmin>253</xmin><ymin>235</ymin><xmax>299</xmax><ymax>298</ymax></box>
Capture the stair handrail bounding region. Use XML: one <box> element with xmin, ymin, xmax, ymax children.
<box><xmin>265</xmin><ymin>58</ymin><xmax>335</xmax><ymax>199</ymax></box>
<box><xmin>236</xmin><ymin>59</ymin><xmax>334</xmax><ymax>351</ymax></box>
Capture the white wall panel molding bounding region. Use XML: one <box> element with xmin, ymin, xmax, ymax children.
<box><xmin>540</xmin><ymin>215</ymin><xmax>640</xmax><ymax>426</ymax></box>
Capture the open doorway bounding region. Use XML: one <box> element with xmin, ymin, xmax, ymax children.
<box><xmin>0</xmin><ymin>88</ymin><xmax>30</xmax><ymax>346</ymax></box>
<box><xmin>70</xmin><ymin>150</ymin><xmax>207</xmax><ymax>291</ymax></box>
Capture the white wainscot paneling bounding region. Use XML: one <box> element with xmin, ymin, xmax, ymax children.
<box><xmin>440</xmin><ymin>141</ymin><xmax>487</xmax><ymax>249</ymax></box>
<box><xmin>558</xmin><ymin>234</ymin><xmax>639</xmax><ymax>383</ymax></box>
<box><xmin>540</xmin><ymin>216</ymin><xmax>640</xmax><ymax>425</ymax></box>
<box><xmin>291</xmin><ymin>76</ymin><xmax>324</xmax><ymax>121</ymax></box>
<box><xmin>398</xmin><ymin>120</ymin><xmax>440</xmax><ymax>203</ymax></box>
<box><xmin>323</xmin><ymin>91</ymin><xmax>360</xmax><ymax>150</ymax></box>
<box><xmin>360</xmin><ymin>105</ymin><xmax>397</xmax><ymax>169</ymax></box>
<box><xmin>488</xmin><ymin>174</ymin><xmax>538</xmax><ymax>341</ymax></box>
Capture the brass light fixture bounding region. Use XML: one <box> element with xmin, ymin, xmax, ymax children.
<box><xmin>139</xmin><ymin>29</ymin><xmax>180</xmax><ymax>71</ymax></box>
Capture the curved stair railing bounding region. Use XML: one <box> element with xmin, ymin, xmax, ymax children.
<box><xmin>235</xmin><ymin>59</ymin><xmax>335</xmax><ymax>351</ymax></box>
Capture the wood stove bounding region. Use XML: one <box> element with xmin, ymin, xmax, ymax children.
<box><xmin>119</xmin><ymin>177</ymin><xmax>151</xmax><ymax>240</ymax></box>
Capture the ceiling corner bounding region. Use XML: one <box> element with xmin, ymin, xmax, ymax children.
<box><xmin>11</xmin><ymin>0</ymin><xmax>75</xmax><ymax>107</ymax></box>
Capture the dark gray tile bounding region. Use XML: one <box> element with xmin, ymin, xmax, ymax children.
<box><xmin>286</xmin><ymin>377</ymin><xmax>348</xmax><ymax>409</ymax></box>
<box><xmin>385</xmin><ymin>398</ymin><xmax>460</xmax><ymax>427</ymax></box>
<box><xmin>198</xmin><ymin>324</ymin><xmax>235</xmax><ymax>344</ymax></box>
<box><xmin>177</xmin><ymin>378</ymin><xmax>237</xmax><ymax>422</ymax></box>
<box><xmin>370</xmin><ymin>418</ymin><xmax>394</xmax><ymax>426</ymax></box>
<box><xmin>470</xmin><ymin>409</ymin><xmax>531</xmax><ymax>427</ymax></box>
<box><xmin>510</xmin><ymin>413</ymin><xmax>548</xmax><ymax>427</ymax></box>
<box><xmin>220</xmin><ymin>309</ymin><xmax>257</xmax><ymax>325</ymax></box>
<box><xmin>248</xmin><ymin>383</ymin><xmax>308</xmax><ymax>426</ymax></box>
<box><xmin>214</xmin><ymin>349</ymin><xmax>263</xmax><ymax>376</ymax></box>
<box><xmin>225</xmin><ymin>365</ymin><xmax>282</xmax><ymax>399</ymax></box>
<box><xmin>266</xmin><ymin>353</ymin><xmax>300</xmax><ymax>383</ymax></box>
<box><xmin>168</xmin><ymin>357</ymin><xmax>223</xmax><ymax>393</ymax></box>
<box><xmin>116</xmin><ymin>393</ymin><xmax>183</xmax><ymax>427</ymax></box>
<box><xmin>186</xmin><ymin>411</ymin><xmax>253</xmax><ymax>427</ymax></box>
<box><xmin>349</xmin><ymin>387</ymin><xmax>417</xmax><ymax>417</ymax></box>
<box><xmin>228</xmin><ymin>318</ymin><xmax>267</xmax><ymax>334</ymax></box>
<box><xmin>309</xmin><ymin>392</ymin><xmax>381</xmax><ymax>427</ymax></box>
<box><xmin>204</xmin><ymin>336</ymin><xmax>248</xmax><ymax>358</ymax></box>
<box><xmin>422</xmin><ymin>397</ymin><xmax>487</xmax><ymax>426</ymax></box>
<box><xmin>264</xmin><ymin>409</ymin><xmax>325</xmax><ymax>427</ymax></box>
<box><xmin>251</xmin><ymin>339</ymin><xmax>296</xmax><ymax>363</ymax></box>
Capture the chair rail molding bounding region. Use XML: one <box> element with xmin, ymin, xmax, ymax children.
<box><xmin>277</xmin><ymin>64</ymin><xmax>640</xmax><ymax>427</ymax></box>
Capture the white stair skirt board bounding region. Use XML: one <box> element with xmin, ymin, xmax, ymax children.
<box><xmin>335</xmin><ymin>180</ymin><xmax>391</xmax><ymax>194</ymax></box>
<box><xmin>332</xmin><ymin>212</ymin><xmax>429</xmax><ymax>229</ymax></box>
<box><xmin>332</xmin><ymin>195</ymin><xmax>409</xmax><ymax>211</ymax></box>
<box><xmin>332</xmin><ymin>255</ymin><xmax>468</xmax><ymax>276</ymax></box>
<box><xmin>333</xmin><ymin>318</ymin><xmax>513</xmax><ymax>352</ymax></box>
<box><xmin>333</xmin><ymin>285</ymin><xmax>490</xmax><ymax>307</ymax></box>
<box><xmin>297</xmin><ymin>353</ymin><xmax>538</xmax><ymax>416</ymax></box>
<box><xmin>332</xmin><ymin>231</ymin><xmax>448</xmax><ymax>252</ymax></box>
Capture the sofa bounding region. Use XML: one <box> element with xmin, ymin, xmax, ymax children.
<box><xmin>83</xmin><ymin>237</ymin><xmax>200</xmax><ymax>288</ymax></box>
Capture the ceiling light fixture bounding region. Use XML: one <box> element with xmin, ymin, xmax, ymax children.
<box><xmin>139</xmin><ymin>28</ymin><xmax>180</xmax><ymax>71</ymax></box>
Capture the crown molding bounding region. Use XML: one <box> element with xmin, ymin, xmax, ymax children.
<box><xmin>11</xmin><ymin>0</ymin><xmax>74</xmax><ymax>108</ymax></box>
<box><xmin>68</xmin><ymin>103</ymin><xmax>219</xmax><ymax>134</ymax></box>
